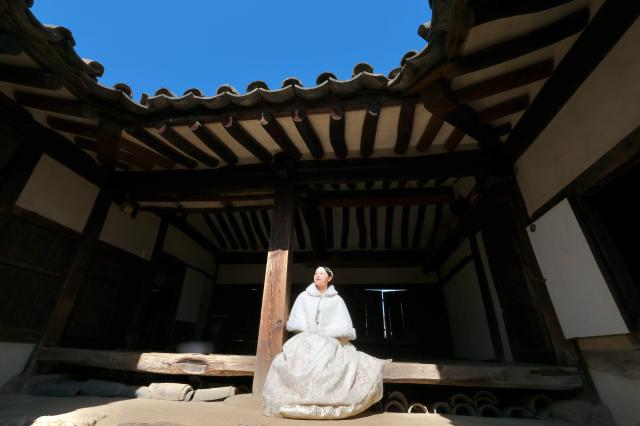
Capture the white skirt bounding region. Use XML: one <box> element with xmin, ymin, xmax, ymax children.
<box><xmin>262</xmin><ymin>331</ymin><xmax>387</xmax><ymax>419</ymax></box>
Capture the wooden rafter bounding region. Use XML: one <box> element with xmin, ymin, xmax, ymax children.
<box><xmin>416</xmin><ymin>114</ymin><xmax>444</xmax><ymax>152</ymax></box>
<box><xmin>447</xmin><ymin>8</ymin><xmax>589</xmax><ymax>78</ymax></box>
<box><xmin>225</xmin><ymin>210</ymin><xmax>248</xmax><ymax>250</ymax></box>
<box><xmin>260</xmin><ymin>113</ymin><xmax>301</xmax><ymax>160</ymax></box>
<box><xmin>384</xmin><ymin>206</ymin><xmax>394</xmax><ymax>249</ymax></box>
<box><xmin>74</xmin><ymin>137</ymin><xmax>153</xmax><ymax>170</ymax></box>
<box><xmin>312</xmin><ymin>187</ymin><xmax>454</xmax><ymax>207</ymax></box>
<box><xmin>394</xmin><ymin>99</ymin><xmax>416</xmax><ymax>155</ymax></box>
<box><xmin>249</xmin><ymin>210</ymin><xmax>269</xmax><ymax>251</ymax></box>
<box><xmin>126</xmin><ymin>125</ymin><xmax>198</xmax><ymax>169</ymax></box>
<box><xmin>156</xmin><ymin>125</ymin><xmax>219</xmax><ymax>168</ymax></box>
<box><xmin>291</xmin><ymin>110</ymin><xmax>324</xmax><ymax>159</ymax></box>
<box><xmin>360</xmin><ymin>104</ymin><xmax>379</xmax><ymax>158</ymax></box>
<box><xmin>329</xmin><ymin>107</ymin><xmax>347</xmax><ymax>158</ymax></box>
<box><xmin>504</xmin><ymin>1</ymin><xmax>640</xmax><ymax>162</ymax></box>
<box><xmin>412</xmin><ymin>205</ymin><xmax>427</xmax><ymax>248</ymax></box>
<box><xmin>369</xmin><ymin>207</ymin><xmax>378</xmax><ymax>249</ymax></box>
<box><xmin>189</xmin><ymin>121</ymin><xmax>238</xmax><ymax>166</ymax></box>
<box><xmin>213</xmin><ymin>211</ymin><xmax>238</xmax><ymax>250</ymax></box>
<box><xmin>443</xmin><ymin>128</ymin><xmax>466</xmax><ymax>152</ymax></box>
<box><xmin>477</xmin><ymin>95</ymin><xmax>530</xmax><ymax>124</ymax></box>
<box><xmin>239</xmin><ymin>211</ymin><xmax>258</xmax><ymax>251</ymax></box>
<box><xmin>400</xmin><ymin>205</ymin><xmax>410</xmax><ymax>248</ymax></box>
<box><xmin>355</xmin><ymin>206</ymin><xmax>367</xmax><ymax>249</ymax></box>
<box><xmin>223</xmin><ymin>117</ymin><xmax>272</xmax><ymax>163</ymax></box>
<box><xmin>293</xmin><ymin>208</ymin><xmax>306</xmax><ymax>250</ymax></box>
<box><xmin>340</xmin><ymin>207</ymin><xmax>349</xmax><ymax>249</ymax></box>
<box><xmin>0</xmin><ymin>63</ymin><xmax>63</xmax><ymax>90</ymax></box>
<box><xmin>453</xmin><ymin>60</ymin><xmax>554</xmax><ymax>104</ymax></box>
<box><xmin>14</xmin><ymin>90</ymin><xmax>97</xmax><ymax>119</ymax></box>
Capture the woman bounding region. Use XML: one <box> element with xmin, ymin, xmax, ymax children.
<box><xmin>262</xmin><ymin>266</ymin><xmax>387</xmax><ymax>419</ymax></box>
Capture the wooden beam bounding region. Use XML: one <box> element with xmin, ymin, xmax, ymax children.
<box><xmin>447</xmin><ymin>8</ymin><xmax>589</xmax><ymax>78</ymax></box>
<box><xmin>189</xmin><ymin>121</ymin><xmax>238</xmax><ymax>166</ymax></box>
<box><xmin>416</xmin><ymin>114</ymin><xmax>444</xmax><ymax>152</ymax></box>
<box><xmin>421</xmin><ymin>80</ymin><xmax>500</xmax><ymax>150</ymax></box>
<box><xmin>74</xmin><ymin>137</ymin><xmax>154</xmax><ymax>171</ymax></box>
<box><xmin>426</xmin><ymin>204</ymin><xmax>444</xmax><ymax>257</ymax></box>
<box><xmin>223</xmin><ymin>117</ymin><xmax>272</xmax><ymax>164</ymax></box>
<box><xmin>394</xmin><ymin>99</ymin><xmax>416</xmax><ymax>155</ymax></box>
<box><xmin>214</xmin><ymin>211</ymin><xmax>238</xmax><ymax>250</ymax></box>
<box><xmin>96</xmin><ymin>116</ymin><xmax>122</xmax><ymax>169</ymax></box>
<box><xmin>157</xmin><ymin>125</ymin><xmax>219</xmax><ymax>168</ymax></box>
<box><xmin>360</xmin><ymin>105</ymin><xmax>380</xmax><ymax>158</ymax></box>
<box><xmin>42</xmin><ymin>187</ymin><xmax>112</xmax><ymax>346</ymax></box>
<box><xmin>222</xmin><ymin>249</ymin><xmax>432</xmax><ymax>267</ymax></box>
<box><xmin>0</xmin><ymin>94</ymin><xmax>106</xmax><ymax>186</ymax></box>
<box><xmin>472</xmin><ymin>0</ymin><xmax>574</xmax><ymax>26</ymax></box>
<box><xmin>329</xmin><ymin>108</ymin><xmax>347</xmax><ymax>158</ymax></box>
<box><xmin>14</xmin><ymin>91</ymin><xmax>97</xmax><ymax>119</ymax></box>
<box><xmin>126</xmin><ymin>125</ymin><xmax>198</xmax><ymax>169</ymax></box>
<box><xmin>504</xmin><ymin>1</ymin><xmax>640</xmax><ymax>162</ymax></box>
<box><xmin>39</xmin><ymin>347</ymin><xmax>255</xmax><ymax>377</ymax></box>
<box><xmin>260</xmin><ymin>113</ymin><xmax>301</xmax><ymax>160</ymax></box>
<box><xmin>340</xmin><ymin>207</ymin><xmax>350</xmax><ymax>249</ymax></box>
<box><xmin>0</xmin><ymin>33</ymin><xmax>23</xmax><ymax>55</ymax></box>
<box><xmin>477</xmin><ymin>95</ymin><xmax>530</xmax><ymax>124</ymax></box>
<box><xmin>0</xmin><ymin>63</ymin><xmax>63</xmax><ymax>90</ymax></box>
<box><xmin>36</xmin><ymin>347</ymin><xmax>583</xmax><ymax>390</ymax></box>
<box><xmin>382</xmin><ymin>362</ymin><xmax>582</xmax><ymax>390</ymax></box>
<box><xmin>253</xmin><ymin>187</ymin><xmax>295</xmax><ymax>393</ymax></box>
<box><xmin>312</xmin><ymin>187</ymin><xmax>454</xmax><ymax>207</ymax></box>
<box><xmin>291</xmin><ymin>109</ymin><xmax>324</xmax><ymax>159</ymax></box>
<box><xmin>115</xmin><ymin>150</ymin><xmax>498</xmax><ymax>200</ymax></box>
<box><xmin>453</xmin><ymin>60</ymin><xmax>554</xmax><ymax>104</ymax></box>
<box><xmin>443</xmin><ymin>128</ymin><xmax>466</xmax><ymax>152</ymax></box>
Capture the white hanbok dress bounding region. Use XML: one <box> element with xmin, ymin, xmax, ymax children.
<box><xmin>262</xmin><ymin>284</ymin><xmax>387</xmax><ymax>419</ymax></box>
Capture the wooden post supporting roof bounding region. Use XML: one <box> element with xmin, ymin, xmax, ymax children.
<box><xmin>253</xmin><ymin>186</ymin><xmax>295</xmax><ymax>393</ymax></box>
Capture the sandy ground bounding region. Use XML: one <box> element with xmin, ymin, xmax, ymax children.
<box><xmin>0</xmin><ymin>393</ymin><xmax>574</xmax><ymax>426</ymax></box>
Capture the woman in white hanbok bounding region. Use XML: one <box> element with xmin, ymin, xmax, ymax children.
<box><xmin>262</xmin><ymin>266</ymin><xmax>387</xmax><ymax>419</ymax></box>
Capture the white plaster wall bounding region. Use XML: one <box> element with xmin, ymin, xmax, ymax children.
<box><xmin>440</xmin><ymin>239</ymin><xmax>471</xmax><ymax>278</ymax></box>
<box><xmin>217</xmin><ymin>264</ymin><xmax>436</xmax><ymax>285</ymax></box>
<box><xmin>515</xmin><ymin>19</ymin><xmax>640</xmax><ymax>215</ymax></box>
<box><xmin>528</xmin><ymin>199</ymin><xmax>627</xmax><ymax>338</ymax></box>
<box><xmin>163</xmin><ymin>225</ymin><xmax>216</xmax><ymax>275</ymax></box>
<box><xmin>0</xmin><ymin>342</ymin><xmax>34</xmax><ymax>388</ymax></box>
<box><xmin>175</xmin><ymin>268</ymin><xmax>207</xmax><ymax>324</ymax></box>
<box><xmin>16</xmin><ymin>155</ymin><xmax>99</xmax><ymax>232</ymax></box>
<box><xmin>99</xmin><ymin>205</ymin><xmax>161</xmax><ymax>260</ymax></box>
<box><xmin>443</xmin><ymin>260</ymin><xmax>496</xmax><ymax>360</ymax></box>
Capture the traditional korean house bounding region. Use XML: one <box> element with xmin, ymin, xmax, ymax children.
<box><xmin>0</xmin><ymin>0</ymin><xmax>638</xmax><ymax>424</ymax></box>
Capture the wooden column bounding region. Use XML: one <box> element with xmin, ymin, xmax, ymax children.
<box><xmin>41</xmin><ymin>186</ymin><xmax>112</xmax><ymax>346</ymax></box>
<box><xmin>481</xmin><ymin>175</ymin><xmax>579</xmax><ymax>366</ymax></box>
<box><xmin>253</xmin><ymin>186</ymin><xmax>295</xmax><ymax>393</ymax></box>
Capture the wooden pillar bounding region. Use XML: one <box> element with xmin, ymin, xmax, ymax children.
<box><xmin>253</xmin><ymin>186</ymin><xmax>295</xmax><ymax>393</ymax></box>
<box><xmin>481</xmin><ymin>175</ymin><xmax>579</xmax><ymax>366</ymax></box>
<box><xmin>41</xmin><ymin>186</ymin><xmax>112</xmax><ymax>347</ymax></box>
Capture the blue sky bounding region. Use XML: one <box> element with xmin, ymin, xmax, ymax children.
<box><xmin>31</xmin><ymin>1</ymin><xmax>431</xmax><ymax>99</ymax></box>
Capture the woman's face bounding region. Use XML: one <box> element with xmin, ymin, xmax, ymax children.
<box><xmin>314</xmin><ymin>267</ymin><xmax>332</xmax><ymax>287</ymax></box>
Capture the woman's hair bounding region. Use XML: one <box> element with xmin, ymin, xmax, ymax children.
<box><xmin>317</xmin><ymin>265</ymin><xmax>334</xmax><ymax>279</ymax></box>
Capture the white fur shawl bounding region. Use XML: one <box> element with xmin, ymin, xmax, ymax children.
<box><xmin>286</xmin><ymin>284</ymin><xmax>357</xmax><ymax>340</ymax></box>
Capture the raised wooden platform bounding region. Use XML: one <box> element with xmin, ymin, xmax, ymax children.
<box><xmin>38</xmin><ymin>347</ymin><xmax>583</xmax><ymax>391</ymax></box>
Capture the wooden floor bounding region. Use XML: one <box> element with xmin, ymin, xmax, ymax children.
<box><xmin>38</xmin><ymin>347</ymin><xmax>583</xmax><ymax>391</ymax></box>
